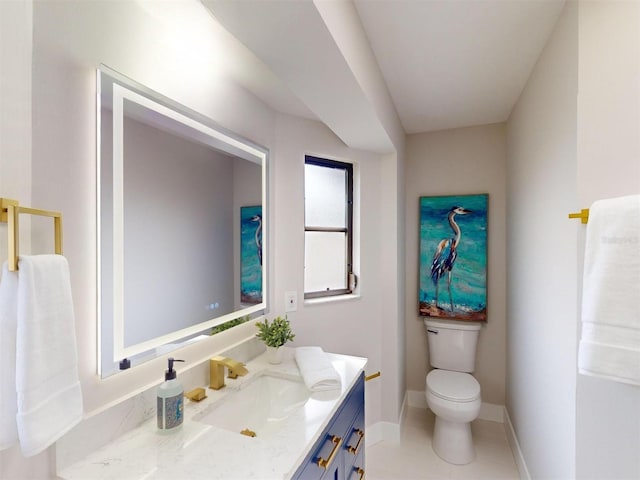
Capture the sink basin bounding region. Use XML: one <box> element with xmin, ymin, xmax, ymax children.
<box><xmin>193</xmin><ymin>374</ymin><xmax>311</xmax><ymax>437</ymax></box>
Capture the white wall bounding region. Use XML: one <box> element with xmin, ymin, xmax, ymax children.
<box><xmin>0</xmin><ymin>2</ymin><xmax>46</xmax><ymax>477</ymax></box>
<box><xmin>318</xmin><ymin>2</ymin><xmax>408</xmax><ymax>426</ymax></box>
<box><xmin>381</xmin><ymin>149</ymin><xmax>406</xmax><ymax>430</ymax></box>
<box><xmin>315</xmin><ymin>1</ymin><xmax>408</xmax><ymax>425</ymax></box>
<box><xmin>0</xmin><ymin>0</ymin><xmax>33</xmax><ymax>266</ymax></box>
<box><xmin>575</xmin><ymin>1</ymin><xmax>640</xmax><ymax>478</ymax></box>
<box><xmin>506</xmin><ymin>1</ymin><xmax>579</xmax><ymax>478</ymax></box>
<box><xmin>0</xmin><ymin>0</ymin><xmax>32</xmax><ymax>217</ymax></box>
<box><xmin>507</xmin><ymin>2</ymin><xmax>640</xmax><ymax>478</ymax></box>
<box><xmin>405</xmin><ymin>124</ymin><xmax>507</xmax><ymax>406</ymax></box>
<box><xmin>29</xmin><ymin>0</ymin><xmax>275</xmax><ymax>418</ymax></box>
<box><xmin>271</xmin><ymin>113</ymin><xmax>388</xmax><ymax>427</ymax></box>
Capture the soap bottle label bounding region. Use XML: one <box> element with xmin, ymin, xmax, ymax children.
<box><xmin>157</xmin><ymin>393</ymin><xmax>184</xmax><ymax>430</ymax></box>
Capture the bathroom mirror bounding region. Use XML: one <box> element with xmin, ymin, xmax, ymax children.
<box><xmin>98</xmin><ymin>65</ymin><xmax>268</xmax><ymax>378</ymax></box>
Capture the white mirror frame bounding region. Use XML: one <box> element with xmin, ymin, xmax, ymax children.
<box><xmin>97</xmin><ymin>65</ymin><xmax>268</xmax><ymax>375</ymax></box>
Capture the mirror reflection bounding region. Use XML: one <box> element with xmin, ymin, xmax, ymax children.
<box><xmin>98</xmin><ymin>65</ymin><xmax>267</xmax><ymax>377</ymax></box>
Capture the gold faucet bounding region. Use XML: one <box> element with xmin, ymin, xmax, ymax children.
<box><xmin>209</xmin><ymin>356</ymin><xmax>248</xmax><ymax>390</ymax></box>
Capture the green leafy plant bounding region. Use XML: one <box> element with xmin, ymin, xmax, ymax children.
<box><xmin>255</xmin><ymin>315</ymin><xmax>295</xmax><ymax>348</ymax></box>
<box><xmin>210</xmin><ymin>315</ymin><xmax>250</xmax><ymax>335</ymax></box>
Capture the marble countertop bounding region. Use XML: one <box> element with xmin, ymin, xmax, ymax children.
<box><xmin>57</xmin><ymin>348</ymin><xmax>367</xmax><ymax>480</ymax></box>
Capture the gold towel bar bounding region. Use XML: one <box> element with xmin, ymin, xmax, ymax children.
<box><xmin>0</xmin><ymin>198</ymin><xmax>63</xmax><ymax>271</ymax></box>
<box><xmin>365</xmin><ymin>371</ymin><xmax>381</xmax><ymax>382</ymax></box>
<box><xmin>568</xmin><ymin>208</ymin><xmax>589</xmax><ymax>224</ymax></box>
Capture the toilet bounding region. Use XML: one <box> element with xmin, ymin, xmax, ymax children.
<box><xmin>424</xmin><ymin>319</ymin><xmax>482</xmax><ymax>465</ymax></box>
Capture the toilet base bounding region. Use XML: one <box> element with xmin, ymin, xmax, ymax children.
<box><xmin>432</xmin><ymin>416</ymin><xmax>475</xmax><ymax>465</ymax></box>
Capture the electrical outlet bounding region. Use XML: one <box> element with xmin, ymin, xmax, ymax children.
<box><xmin>285</xmin><ymin>291</ymin><xmax>297</xmax><ymax>312</ymax></box>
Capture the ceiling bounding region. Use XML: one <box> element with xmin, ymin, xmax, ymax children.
<box><xmin>354</xmin><ymin>0</ymin><xmax>565</xmax><ymax>134</ymax></box>
<box><xmin>202</xmin><ymin>0</ymin><xmax>565</xmax><ymax>150</ymax></box>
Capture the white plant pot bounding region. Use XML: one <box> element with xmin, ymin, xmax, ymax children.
<box><xmin>266</xmin><ymin>346</ymin><xmax>283</xmax><ymax>364</ymax></box>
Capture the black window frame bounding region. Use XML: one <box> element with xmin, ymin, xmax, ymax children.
<box><xmin>304</xmin><ymin>155</ymin><xmax>354</xmax><ymax>299</ymax></box>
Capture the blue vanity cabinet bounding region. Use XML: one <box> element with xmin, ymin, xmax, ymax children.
<box><xmin>292</xmin><ymin>373</ymin><xmax>365</xmax><ymax>480</ymax></box>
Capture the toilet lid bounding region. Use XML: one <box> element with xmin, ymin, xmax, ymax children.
<box><xmin>426</xmin><ymin>370</ymin><xmax>480</xmax><ymax>402</ymax></box>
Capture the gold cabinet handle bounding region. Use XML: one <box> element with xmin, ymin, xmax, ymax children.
<box><xmin>316</xmin><ymin>435</ymin><xmax>342</xmax><ymax>470</ymax></box>
<box><xmin>347</xmin><ymin>428</ymin><xmax>364</xmax><ymax>455</ymax></box>
<box><xmin>355</xmin><ymin>467</ymin><xmax>365</xmax><ymax>480</ymax></box>
<box><xmin>365</xmin><ymin>371</ymin><xmax>380</xmax><ymax>382</ymax></box>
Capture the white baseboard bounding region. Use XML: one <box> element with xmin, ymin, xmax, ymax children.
<box><xmin>407</xmin><ymin>389</ymin><xmax>428</xmax><ymax>409</ymax></box>
<box><xmin>366</xmin><ymin>391</ymin><xmax>506</xmax><ymax>447</ymax></box>
<box><xmin>479</xmin><ymin>402</ymin><xmax>505</xmax><ymax>423</ymax></box>
<box><xmin>366</xmin><ymin>391</ymin><xmax>407</xmax><ymax>446</ymax></box>
<box><xmin>366</xmin><ymin>421</ymin><xmax>400</xmax><ymax>446</ymax></box>
<box><xmin>406</xmin><ymin>389</ymin><xmax>505</xmax><ymax>423</ymax></box>
<box><xmin>399</xmin><ymin>389</ymin><xmax>409</xmax><ymax>433</ymax></box>
<box><xmin>504</xmin><ymin>408</ymin><xmax>531</xmax><ymax>480</ymax></box>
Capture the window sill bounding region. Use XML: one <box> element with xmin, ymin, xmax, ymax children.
<box><xmin>304</xmin><ymin>293</ymin><xmax>361</xmax><ymax>307</ymax></box>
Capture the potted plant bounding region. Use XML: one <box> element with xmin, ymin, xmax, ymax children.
<box><xmin>255</xmin><ymin>315</ymin><xmax>295</xmax><ymax>364</ymax></box>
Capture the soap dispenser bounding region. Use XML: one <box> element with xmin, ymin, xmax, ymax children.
<box><xmin>157</xmin><ymin>358</ymin><xmax>185</xmax><ymax>432</ymax></box>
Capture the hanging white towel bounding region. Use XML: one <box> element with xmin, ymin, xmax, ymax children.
<box><xmin>0</xmin><ymin>263</ymin><xmax>19</xmax><ymax>450</ymax></box>
<box><xmin>578</xmin><ymin>194</ymin><xmax>640</xmax><ymax>386</ymax></box>
<box><xmin>295</xmin><ymin>346</ymin><xmax>341</xmax><ymax>391</ymax></box>
<box><xmin>15</xmin><ymin>255</ymin><xmax>83</xmax><ymax>457</ymax></box>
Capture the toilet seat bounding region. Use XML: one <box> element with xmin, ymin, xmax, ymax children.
<box><xmin>427</xmin><ymin>370</ymin><xmax>480</xmax><ymax>403</ymax></box>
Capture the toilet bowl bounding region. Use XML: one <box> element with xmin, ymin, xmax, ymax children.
<box><xmin>426</xmin><ymin>369</ymin><xmax>481</xmax><ymax>465</ymax></box>
<box><xmin>424</xmin><ymin>318</ymin><xmax>482</xmax><ymax>464</ymax></box>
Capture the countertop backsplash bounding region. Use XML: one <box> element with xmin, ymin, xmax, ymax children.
<box><xmin>56</xmin><ymin>337</ymin><xmax>266</xmax><ymax>472</ymax></box>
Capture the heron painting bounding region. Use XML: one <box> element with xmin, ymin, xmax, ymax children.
<box><xmin>419</xmin><ymin>194</ymin><xmax>487</xmax><ymax>321</ymax></box>
<box><xmin>241</xmin><ymin>205</ymin><xmax>263</xmax><ymax>305</ymax></box>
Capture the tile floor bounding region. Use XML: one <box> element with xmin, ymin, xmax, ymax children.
<box><xmin>366</xmin><ymin>407</ymin><xmax>521</xmax><ymax>480</ymax></box>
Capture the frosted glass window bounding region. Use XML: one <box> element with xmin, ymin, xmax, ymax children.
<box><xmin>304</xmin><ymin>156</ymin><xmax>354</xmax><ymax>298</ymax></box>
<box><xmin>305</xmin><ymin>163</ymin><xmax>346</xmax><ymax>228</ymax></box>
<box><xmin>305</xmin><ymin>232</ymin><xmax>347</xmax><ymax>292</ymax></box>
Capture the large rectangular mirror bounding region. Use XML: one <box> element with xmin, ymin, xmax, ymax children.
<box><xmin>98</xmin><ymin>65</ymin><xmax>267</xmax><ymax>377</ymax></box>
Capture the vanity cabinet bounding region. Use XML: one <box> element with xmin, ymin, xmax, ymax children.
<box><xmin>57</xmin><ymin>352</ymin><xmax>368</xmax><ymax>480</ymax></box>
<box><xmin>292</xmin><ymin>373</ymin><xmax>365</xmax><ymax>480</ymax></box>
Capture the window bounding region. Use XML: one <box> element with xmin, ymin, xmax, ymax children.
<box><xmin>304</xmin><ymin>155</ymin><xmax>355</xmax><ymax>298</ymax></box>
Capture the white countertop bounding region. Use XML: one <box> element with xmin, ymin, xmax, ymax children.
<box><xmin>57</xmin><ymin>348</ymin><xmax>367</xmax><ymax>480</ymax></box>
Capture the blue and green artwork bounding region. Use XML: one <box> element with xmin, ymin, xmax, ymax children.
<box><xmin>240</xmin><ymin>205</ymin><xmax>262</xmax><ymax>305</ymax></box>
<box><xmin>419</xmin><ymin>194</ymin><xmax>487</xmax><ymax>322</ymax></box>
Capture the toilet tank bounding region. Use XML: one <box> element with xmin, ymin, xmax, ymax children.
<box><xmin>424</xmin><ymin>319</ymin><xmax>481</xmax><ymax>373</ymax></box>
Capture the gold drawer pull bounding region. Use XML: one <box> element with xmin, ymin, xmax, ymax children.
<box><xmin>316</xmin><ymin>435</ymin><xmax>342</xmax><ymax>470</ymax></box>
<box><xmin>347</xmin><ymin>428</ymin><xmax>365</xmax><ymax>455</ymax></box>
<box><xmin>355</xmin><ymin>467</ymin><xmax>365</xmax><ymax>480</ymax></box>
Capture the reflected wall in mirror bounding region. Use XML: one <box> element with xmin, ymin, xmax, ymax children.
<box><xmin>98</xmin><ymin>65</ymin><xmax>268</xmax><ymax>378</ymax></box>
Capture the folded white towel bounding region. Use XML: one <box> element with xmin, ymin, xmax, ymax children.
<box><xmin>0</xmin><ymin>263</ymin><xmax>19</xmax><ymax>450</ymax></box>
<box><xmin>578</xmin><ymin>195</ymin><xmax>640</xmax><ymax>386</ymax></box>
<box><xmin>15</xmin><ymin>255</ymin><xmax>83</xmax><ymax>457</ymax></box>
<box><xmin>295</xmin><ymin>346</ymin><xmax>341</xmax><ymax>391</ymax></box>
